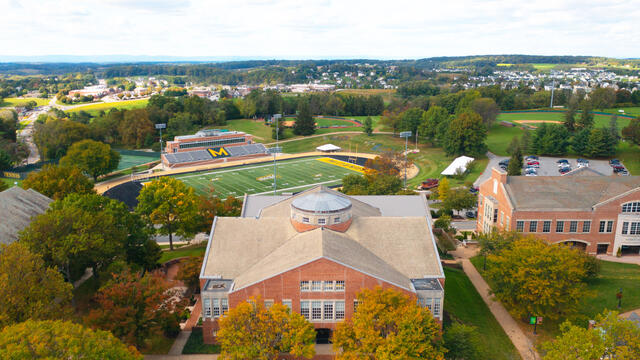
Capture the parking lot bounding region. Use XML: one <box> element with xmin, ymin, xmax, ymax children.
<box><xmin>496</xmin><ymin>156</ymin><xmax>619</xmax><ymax>176</ymax></box>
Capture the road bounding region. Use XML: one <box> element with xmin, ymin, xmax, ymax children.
<box><xmin>17</xmin><ymin>106</ymin><xmax>51</xmax><ymax>164</ymax></box>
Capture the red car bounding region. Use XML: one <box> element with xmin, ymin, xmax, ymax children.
<box><xmin>527</xmin><ymin>161</ymin><xmax>540</xmax><ymax>166</ymax></box>
<box><xmin>420</xmin><ymin>178</ymin><xmax>439</xmax><ymax>190</ymax></box>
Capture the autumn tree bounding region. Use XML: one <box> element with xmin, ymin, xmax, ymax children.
<box><xmin>0</xmin><ymin>243</ymin><xmax>73</xmax><ymax>327</ymax></box>
<box><xmin>0</xmin><ymin>320</ymin><xmax>141</xmax><ymax>360</ymax></box>
<box><xmin>176</xmin><ymin>256</ymin><xmax>203</xmax><ymax>293</ymax></box>
<box><xmin>442</xmin><ymin>111</ymin><xmax>487</xmax><ymax>157</ymax></box>
<box><xmin>33</xmin><ymin>118</ymin><xmax>91</xmax><ymax>160</ymax></box>
<box><xmin>589</xmin><ymin>87</ymin><xmax>616</xmax><ymax>110</ymax></box>
<box><xmin>443</xmin><ymin>188</ymin><xmax>477</xmax><ymax>213</ymax></box>
<box><xmin>136</xmin><ymin>177</ymin><xmax>199</xmax><ymax>250</ymax></box>
<box><xmin>381</xmin><ymin>109</ymin><xmax>401</xmax><ymax>134</ymax></box>
<box><xmin>85</xmin><ymin>270</ymin><xmax>183</xmax><ymax>348</ymax></box>
<box><xmin>218</xmin><ymin>299</ymin><xmax>316</xmax><ymax>360</ymax></box>
<box><xmin>60</xmin><ymin>139</ymin><xmax>120</xmax><ymax>181</ymax></box>
<box><xmin>622</xmin><ymin>117</ymin><xmax>640</xmax><ymax>145</ymax></box>
<box><xmin>436</xmin><ymin>176</ymin><xmax>450</xmax><ymax>202</ymax></box>
<box><xmin>293</xmin><ymin>100</ymin><xmax>315</xmax><ymax>136</ymax></box>
<box><xmin>118</xmin><ymin>108</ymin><xmax>155</xmax><ymax>148</ymax></box>
<box><xmin>470</xmin><ymin>97</ymin><xmax>499</xmax><ymax>126</ymax></box>
<box><xmin>196</xmin><ymin>188</ymin><xmax>243</xmax><ymax>232</ymax></box>
<box><xmin>22</xmin><ymin>164</ymin><xmax>95</xmax><ymax>200</ymax></box>
<box><xmin>333</xmin><ymin>287</ymin><xmax>445</xmax><ymax>360</ymax></box>
<box><xmin>363</xmin><ymin>116</ymin><xmax>373</xmax><ymax>136</ymax></box>
<box><xmin>484</xmin><ymin>235</ymin><xmax>590</xmax><ymax>320</ymax></box>
<box><xmin>542</xmin><ymin>311</ymin><xmax>640</xmax><ymax>360</ymax></box>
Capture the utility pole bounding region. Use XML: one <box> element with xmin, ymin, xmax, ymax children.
<box><xmin>400</xmin><ymin>131</ymin><xmax>411</xmax><ymax>188</ymax></box>
<box><xmin>270</xmin><ymin>115</ymin><xmax>282</xmax><ymax>195</ymax></box>
<box><xmin>155</xmin><ymin>123</ymin><xmax>166</xmax><ymax>154</ymax></box>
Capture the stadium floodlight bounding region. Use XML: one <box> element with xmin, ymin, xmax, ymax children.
<box><xmin>155</xmin><ymin>123</ymin><xmax>167</xmax><ymax>155</ymax></box>
<box><xmin>269</xmin><ymin>146</ymin><xmax>283</xmax><ymax>195</ymax></box>
<box><xmin>399</xmin><ymin>131</ymin><xmax>412</xmax><ymax>188</ymax></box>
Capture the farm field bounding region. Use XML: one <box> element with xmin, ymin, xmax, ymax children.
<box><xmin>170</xmin><ymin>156</ymin><xmax>364</xmax><ymax>198</ymax></box>
<box><xmin>66</xmin><ymin>98</ymin><xmax>149</xmax><ymax>115</ymax></box>
<box><xmin>336</xmin><ymin>88</ymin><xmax>397</xmax><ymax>104</ymax></box>
<box><xmin>0</xmin><ymin>97</ymin><xmax>49</xmax><ymax>107</ymax></box>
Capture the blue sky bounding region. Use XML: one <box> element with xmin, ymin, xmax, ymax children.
<box><xmin>2</xmin><ymin>0</ymin><xmax>639</xmax><ymax>59</ymax></box>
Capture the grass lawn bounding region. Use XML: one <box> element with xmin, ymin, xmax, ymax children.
<box><xmin>315</xmin><ymin>117</ymin><xmax>360</xmax><ymax>127</ymax></box>
<box><xmin>336</xmin><ymin>88</ymin><xmax>397</xmax><ymax>104</ymax></box>
<box><xmin>0</xmin><ymin>97</ymin><xmax>49</xmax><ymax>107</ymax></box>
<box><xmin>171</xmin><ymin>156</ymin><xmax>363</xmax><ymax>198</ymax></box>
<box><xmin>497</xmin><ymin>111</ymin><xmax>630</xmax><ymax>129</ymax></box>
<box><xmin>141</xmin><ymin>333</ymin><xmax>176</xmax><ymax>355</ymax></box>
<box><xmin>159</xmin><ymin>243</ymin><xmax>208</xmax><ymax>263</ymax></box>
<box><xmin>486</xmin><ymin>124</ymin><xmax>526</xmax><ymax>156</ymax></box>
<box><xmin>602</xmin><ymin>107</ymin><xmax>640</xmax><ymax>117</ymax></box>
<box><xmin>1</xmin><ymin>178</ymin><xmax>22</xmax><ymax>188</ymax></box>
<box><xmin>350</xmin><ymin>115</ymin><xmax>385</xmax><ymax>130</ymax></box>
<box><xmin>444</xmin><ymin>267</ymin><xmax>520</xmax><ymax>360</ymax></box>
<box><xmin>470</xmin><ymin>256</ymin><xmax>640</xmax><ymax>341</ymax></box>
<box><xmin>57</xmin><ymin>99</ymin><xmax>101</xmax><ymax>107</ymax></box>
<box><xmin>66</xmin><ymin>99</ymin><xmax>149</xmax><ymax>115</ymax></box>
<box><xmin>182</xmin><ymin>328</ymin><xmax>221</xmax><ymax>354</ymax></box>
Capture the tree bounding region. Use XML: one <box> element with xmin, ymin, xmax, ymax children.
<box><xmin>576</xmin><ymin>102</ymin><xmax>594</xmax><ymax>129</ymax></box>
<box><xmin>0</xmin><ymin>148</ymin><xmax>11</xmax><ymax>171</ymax></box>
<box><xmin>85</xmin><ymin>270</ymin><xmax>183</xmax><ymax>348</ymax></box>
<box><xmin>0</xmin><ymin>320</ymin><xmax>141</xmax><ymax>359</ymax></box>
<box><xmin>622</xmin><ymin>117</ymin><xmax>640</xmax><ymax>145</ymax></box>
<box><xmin>563</xmin><ymin>104</ymin><xmax>577</xmax><ymax>132</ymax></box>
<box><xmin>0</xmin><ymin>243</ymin><xmax>73</xmax><ymax>328</ymax></box>
<box><xmin>589</xmin><ymin>87</ymin><xmax>616</xmax><ymax>110</ymax></box>
<box><xmin>218</xmin><ymin>299</ymin><xmax>315</xmax><ymax>360</ymax></box>
<box><xmin>436</xmin><ymin>176</ymin><xmax>450</xmax><ymax>202</ymax></box>
<box><xmin>507</xmin><ymin>147</ymin><xmax>523</xmax><ymax>175</ymax></box>
<box><xmin>442</xmin><ymin>111</ymin><xmax>487</xmax><ymax>157</ymax></box>
<box><xmin>22</xmin><ymin>164</ymin><xmax>95</xmax><ymax>200</ymax></box>
<box><xmin>542</xmin><ymin>311</ymin><xmax>640</xmax><ymax>360</ymax></box>
<box><xmin>293</xmin><ymin>100</ymin><xmax>315</xmax><ymax>136</ymax></box>
<box><xmin>531</xmin><ymin>123</ymin><xmax>570</xmax><ymax>156</ymax></box>
<box><xmin>0</xmin><ymin>179</ymin><xmax>7</xmax><ymax>192</ymax></box>
<box><xmin>176</xmin><ymin>256</ymin><xmax>203</xmax><ymax>293</ymax></box>
<box><xmin>570</xmin><ymin>128</ymin><xmax>590</xmax><ymax>155</ymax></box>
<box><xmin>400</xmin><ymin>107</ymin><xmax>425</xmax><ymax>134</ymax></box>
<box><xmin>33</xmin><ymin>118</ymin><xmax>90</xmax><ymax>160</ymax></box>
<box><xmin>363</xmin><ymin>116</ymin><xmax>373</xmax><ymax>136</ymax></box>
<box><xmin>196</xmin><ymin>189</ymin><xmax>242</xmax><ymax>232</ymax></box>
<box><xmin>443</xmin><ymin>188</ymin><xmax>477</xmax><ymax>213</ymax></box>
<box><xmin>136</xmin><ymin>177</ymin><xmax>199</xmax><ymax>251</ymax></box>
<box><xmin>470</xmin><ymin>97</ymin><xmax>499</xmax><ymax>126</ymax></box>
<box><xmin>333</xmin><ymin>287</ymin><xmax>445</xmax><ymax>360</ymax></box>
<box><xmin>443</xmin><ymin>322</ymin><xmax>486</xmax><ymax>360</ymax></box>
<box><xmin>271</xmin><ymin>116</ymin><xmax>284</xmax><ymax>140</ymax></box>
<box><xmin>520</xmin><ymin>129</ymin><xmax>532</xmax><ymax>154</ymax></box>
<box><xmin>118</xmin><ymin>109</ymin><xmax>155</xmax><ymax>148</ymax></box>
<box><xmin>60</xmin><ymin>139</ymin><xmax>120</xmax><ymax>181</ymax></box>
<box><xmin>419</xmin><ymin>105</ymin><xmax>449</xmax><ymax>145</ymax></box>
<box><xmin>381</xmin><ymin>109</ymin><xmax>401</xmax><ymax>134</ymax></box>
<box><xmin>586</xmin><ymin>128</ymin><xmax>617</xmax><ymax>158</ymax></box>
<box><xmin>506</xmin><ymin>136</ymin><xmax>520</xmax><ymax>156</ymax></box>
<box><xmin>609</xmin><ymin>114</ymin><xmax>619</xmax><ymax>140</ymax></box>
<box><xmin>484</xmin><ymin>235</ymin><xmax>590</xmax><ymax>320</ymax></box>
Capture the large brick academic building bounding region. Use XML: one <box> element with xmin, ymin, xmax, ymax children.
<box><xmin>477</xmin><ymin>167</ymin><xmax>640</xmax><ymax>256</ymax></box>
<box><xmin>199</xmin><ymin>186</ymin><xmax>444</xmax><ymax>344</ymax></box>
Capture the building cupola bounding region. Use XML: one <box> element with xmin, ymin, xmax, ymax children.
<box><xmin>290</xmin><ymin>190</ymin><xmax>353</xmax><ymax>232</ymax></box>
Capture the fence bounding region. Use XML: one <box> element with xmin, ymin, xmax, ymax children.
<box><xmin>1</xmin><ymin>160</ymin><xmax>57</xmax><ymax>179</ymax></box>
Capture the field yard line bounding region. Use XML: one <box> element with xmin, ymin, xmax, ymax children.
<box><xmin>251</xmin><ymin>179</ymin><xmax>342</xmax><ymax>196</ymax></box>
<box><xmin>174</xmin><ymin>158</ymin><xmax>320</xmax><ymax>180</ymax></box>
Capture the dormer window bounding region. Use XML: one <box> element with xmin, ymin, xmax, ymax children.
<box><xmin>318</xmin><ymin>218</ymin><xmax>326</xmax><ymax>225</ymax></box>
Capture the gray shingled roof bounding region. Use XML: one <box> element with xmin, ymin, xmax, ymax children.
<box><xmin>505</xmin><ymin>176</ymin><xmax>640</xmax><ymax>211</ymax></box>
<box><xmin>0</xmin><ymin>187</ymin><xmax>52</xmax><ymax>244</ymax></box>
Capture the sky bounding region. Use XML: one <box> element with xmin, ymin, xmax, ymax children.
<box><xmin>2</xmin><ymin>0</ymin><xmax>639</xmax><ymax>60</ymax></box>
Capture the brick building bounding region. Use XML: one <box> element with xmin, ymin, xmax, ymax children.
<box><xmin>477</xmin><ymin>167</ymin><xmax>640</xmax><ymax>256</ymax></box>
<box><xmin>199</xmin><ymin>186</ymin><xmax>444</xmax><ymax>344</ymax></box>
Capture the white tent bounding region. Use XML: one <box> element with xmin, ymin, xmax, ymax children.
<box><xmin>441</xmin><ymin>156</ymin><xmax>475</xmax><ymax>176</ymax></box>
<box><xmin>316</xmin><ymin>144</ymin><xmax>341</xmax><ymax>152</ymax></box>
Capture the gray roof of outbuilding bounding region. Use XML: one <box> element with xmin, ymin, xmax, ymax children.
<box><xmin>0</xmin><ymin>187</ymin><xmax>52</xmax><ymax>244</ymax></box>
<box><xmin>291</xmin><ymin>191</ymin><xmax>352</xmax><ymax>213</ymax></box>
<box><xmin>504</xmin><ymin>175</ymin><xmax>640</xmax><ymax>211</ymax></box>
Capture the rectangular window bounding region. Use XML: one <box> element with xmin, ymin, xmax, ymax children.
<box><xmin>556</xmin><ymin>221</ymin><xmax>564</xmax><ymax>233</ymax></box>
<box><xmin>353</xmin><ymin>300</ymin><xmax>359</xmax><ymax>313</ymax></box>
<box><xmin>516</xmin><ymin>221</ymin><xmax>524</xmax><ymax>232</ymax></box>
<box><xmin>221</xmin><ymin>298</ymin><xmax>228</xmax><ymax>316</ymax></box>
<box><xmin>622</xmin><ymin>222</ymin><xmax>629</xmax><ymax>235</ymax></box>
<box><xmin>335</xmin><ymin>281</ymin><xmax>345</xmax><ymax>291</ymax></box>
<box><xmin>311</xmin><ymin>301</ymin><xmax>322</xmax><ymax>320</ymax></box>
<box><xmin>302</xmin><ymin>217</ymin><xmax>309</xmax><ymax>223</ymax></box>
<box><xmin>300</xmin><ymin>281</ymin><xmax>310</xmax><ymax>291</ymax></box>
<box><xmin>569</xmin><ymin>221</ymin><xmax>578</xmax><ymax>233</ymax></box>
<box><xmin>583</xmin><ymin>221</ymin><xmax>591</xmax><ymax>233</ymax></box>
<box><xmin>506</xmin><ymin>217</ymin><xmax>510</xmax><ymax>230</ymax></box>
<box><xmin>622</xmin><ymin>202</ymin><xmax>640</xmax><ymax>213</ymax></box>
<box><xmin>599</xmin><ymin>221</ymin><xmax>606</xmax><ymax>233</ymax></box>
<box><xmin>300</xmin><ymin>301</ymin><xmax>310</xmax><ymax>319</ymax></box>
<box><xmin>493</xmin><ymin>209</ymin><xmax>498</xmax><ymax>223</ymax></box>
<box><xmin>334</xmin><ymin>217</ymin><xmax>341</xmax><ymax>223</ymax></box>
<box><xmin>335</xmin><ymin>301</ymin><xmax>345</xmax><ymax>320</ymax></box>
<box><xmin>282</xmin><ymin>300</ymin><xmax>292</xmax><ymax>309</ymax></box>
<box><xmin>323</xmin><ymin>281</ymin><xmax>334</xmax><ymax>291</ymax></box>
<box><xmin>318</xmin><ymin>218</ymin><xmax>326</xmax><ymax>225</ymax></box>
<box><xmin>542</xmin><ymin>221</ymin><xmax>551</xmax><ymax>233</ymax></box>
<box><xmin>500</xmin><ymin>212</ymin><xmax>504</xmax><ymax>226</ymax></box>
<box><xmin>323</xmin><ymin>302</ymin><xmax>334</xmax><ymax>320</ymax></box>
<box><xmin>311</xmin><ymin>281</ymin><xmax>322</xmax><ymax>292</ymax></box>
<box><xmin>529</xmin><ymin>221</ymin><xmax>537</xmax><ymax>233</ymax></box>
<box><xmin>607</xmin><ymin>221</ymin><xmax>614</xmax><ymax>233</ymax></box>
<box><xmin>264</xmin><ymin>300</ymin><xmax>273</xmax><ymax>309</ymax></box>
<box><xmin>212</xmin><ymin>298</ymin><xmax>220</xmax><ymax>318</ymax></box>
<box><xmin>630</xmin><ymin>222</ymin><xmax>640</xmax><ymax>235</ymax></box>
<box><xmin>424</xmin><ymin>298</ymin><xmax>432</xmax><ymax>312</ymax></box>
<box><xmin>203</xmin><ymin>298</ymin><xmax>211</xmax><ymax>317</ymax></box>
<box><xmin>433</xmin><ymin>298</ymin><xmax>441</xmax><ymax>317</ymax></box>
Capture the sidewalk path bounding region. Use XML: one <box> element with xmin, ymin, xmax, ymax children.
<box><xmin>596</xmin><ymin>254</ymin><xmax>640</xmax><ymax>265</ymax></box>
<box><xmin>451</xmin><ymin>246</ymin><xmax>540</xmax><ymax>360</ymax></box>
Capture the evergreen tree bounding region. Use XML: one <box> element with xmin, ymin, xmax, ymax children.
<box><xmin>577</xmin><ymin>102</ymin><xmax>594</xmax><ymax>129</ymax></box>
<box><xmin>506</xmin><ymin>136</ymin><xmax>520</xmax><ymax>155</ymax></box>
<box><xmin>586</xmin><ymin>128</ymin><xmax>617</xmax><ymax>158</ymax></box>
<box><xmin>531</xmin><ymin>124</ymin><xmax>570</xmax><ymax>156</ymax></box>
<box><xmin>293</xmin><ymin>100</ymin><xmax>315</xmax><ymax>136</ymax></box>
<box><xmin>520</xmin><ymin>130</ymin><xmax>532</xmax><ymax>154</ymax></box>
<box><xmin>363</xmin><ymin>116</ymin><xmax>373</xmax><ymax>136</ymax></box>
<box><xmin>608</xmin><ymin>115</ymin><xmax>619</xmax><ymax>142</ymax></box>
<box><xmin>507</xmin><ymin>147</ymin><xmax>523</xmax><ymax>176</ymax></box>
<box><xmin>571</xmin><ymin>128</ymin><xmax>590</xmax><ymax>155</ymax></box>
<box><xmin>564</xmin><ymin>105</ymin><xmax>576</xmax><ymax>132</ymax></box>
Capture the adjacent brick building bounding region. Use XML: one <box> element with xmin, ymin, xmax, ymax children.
<box><xmin>199</xmin><ymin>186</ymin><xmax>444</xmax><ymax>344</ymax></box>
<box><xmin>477</xmin><ymin>167</ymin><xmax>640</xmax><ymax>256</ymax></box>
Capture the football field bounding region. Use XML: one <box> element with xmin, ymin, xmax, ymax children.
<box><xmin>170</xmin><ymin>156</ymin><xmax>364</xmax><ymax>198</ymax></box>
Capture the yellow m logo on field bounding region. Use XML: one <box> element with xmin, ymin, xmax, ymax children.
<box><xmin>208</xmin><ymin>147</ymin><xmax>229</xmax><ymax>158</ymax></box>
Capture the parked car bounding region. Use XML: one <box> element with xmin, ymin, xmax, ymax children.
<box><xmin>610</xmin><ymin>159</ymin><xmax>621</xmax><ymax>166</ymax></box>
<box><xmin>499</xmin><ymin>159</ymin><xmax>510</xmax><ymax>166</ymax></box>
<box><xmin>612</xmin><ymin>164</ymin><xmax>625</xmax><ymax>171</ymax></box>
<box><xmin>559</xmin><ymin>166</ymin><xmax>572</xmax><ymax>174</ymax></box>
<box><xmin>419</xmin><ymin>178</ymin><xmax>439</xmax><ymax>190</ymax></box>
<box><xmin>619</xmin><ymin>170</ymin><xmax>630</xmax><ymax>176</ymax></box>
<box><xmin>525</xmin><ymin>155</ymin><xmax>539</xmax><ymax>161</ymax></box>
<box><xmin>525</xmin><ymin>173</ymin><xmax>538</xmax><ymax>176</ymax></box>
<box><xmin>526</xmin><ymin>163</ymin><xmax>540</xmax><ymax>168</ymax></box>
<box><xmin>557</xmin><ymin>159</ymin><xmax>569</xmax><ymax>166</ymax></box>
<box><xmin>465</xmin><ymin>210</ymin><xmax>477</xmax><ymax>218</ymax></box>
<box><xmin>577</xmin><ymin>159</ymin><xmax>590</xmax><ymax>167</ymax></box>
<box><xmin>525</xmin><ymin>167</ymin><xmax>537</xmax><ymax>174</ymax></box>
<box><xmin>469</xmin><ymin>186</ymin><xmax>479</xmax><ymax>194</ymax></box>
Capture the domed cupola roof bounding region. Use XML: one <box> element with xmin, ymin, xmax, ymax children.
<box><xmin>291</xmin><ymin>191</ymin><xmax>352</xmax><ymax>214</ymax></box>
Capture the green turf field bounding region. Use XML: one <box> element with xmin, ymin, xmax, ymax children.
<box><xmin>117</xmin><ymin>153</ymin><xmax>159</xmax><ymax>171</ymax></box>
<box><xmin>169</xmin><ymin>156</ymin><xmax>362</xmax><ymax>198</ymax></box>
<box><xmin>497</xmin><ymin>111</ymin><xmax>631</xmax><ymax>129</ymax></box>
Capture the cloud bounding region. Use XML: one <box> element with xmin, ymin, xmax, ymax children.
<box><xmin>0</xmin><ymin>0</ymin><xmax>638</xmax><ymax>58</ymax></box>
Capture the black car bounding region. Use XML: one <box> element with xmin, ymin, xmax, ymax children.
<box><xmin>499</xmin><ymin>159</ymin><xmax>510</xmax><ymax>166</ymax></box>
<box><xmin>557</xmin><ymin>159</ymin><xmax>569</xmax><ymax>164</ymax></box>
<box><xmin>469</xmin><ymin>186</ymin><xmax>479</xmax><ymax>194</ymax></box>
<box><xmin>610</xmin><ymin>159</ymin><xmax>621</xmax><ymax>165</ymax></box>
<box><xmin>613</xmin><ymin>166</ymin><xmax>627</xmax><ymax>173</ymax></box>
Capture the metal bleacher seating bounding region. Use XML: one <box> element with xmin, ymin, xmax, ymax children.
<box><xmin>164</xmin><ymin>144</ymin><xmax>268</xmax><ymax>165</ymax></box>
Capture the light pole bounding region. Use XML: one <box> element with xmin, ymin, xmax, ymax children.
<box><xmin>400</xmin><ymin>131</ymin><xmax>412</xmax><ymax>188</ymax></box>
<box><xmin>155</xmin><ymin>123</ymin><xmax>166</xmax><ymax>154</ymax></box>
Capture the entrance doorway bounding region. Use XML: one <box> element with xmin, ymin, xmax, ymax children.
<box><xmin>621</xmin><ymin>245</ymin><xmax>640</xmax><ymax>255</ymax></box>
<box><xmin>597</xmin><ymin>244</ymin><xmax>609</xmax><ymax>254</ymax></box>
<box><xmin>315</xmin><ymin>328</ymin><xmax>331</xmax><ymax>344</ymax></box>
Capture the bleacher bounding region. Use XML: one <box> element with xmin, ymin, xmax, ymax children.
<box><xmin>163</xmin><ymin>143</ymin><xmax>269</xmax><ymax>166</ymax></box>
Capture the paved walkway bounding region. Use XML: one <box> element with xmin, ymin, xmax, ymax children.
<box><xmin>451</xmin><ymin>246</ymin><xmax>540</xmax><ymax>360</ymax></box>
<box><xmin>596</xmin><ymin>254</ymin><xmax>640</xmax><ymax>265</ymax></box>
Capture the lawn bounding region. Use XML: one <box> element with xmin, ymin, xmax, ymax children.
<box><xmin>315</xmin><ymin>117</ymin><xmax>360</xmax><ymax>127</ymax></box>
<box><xmin>116</xmin><ymin>150</ymin><xmax>160</xmax><ymax>171</ymax></box>
<box><xmin>443</xmin><ymin>267</ymin><xmax>520</xmax><ymax>360</ymax></box>
<box><xmin>66</xmin><ymin>98</ymin><xmax>149</xmax><ymax>115</ymax></box>
<box><xmin>470</xmin><ymin>256</ymin><xmax>640</xmax><ymax>341</ymax></box>
<box><xmin>350</xmin><ymin>115</ymin><xmax>384</xmax><ymax>130</ymax></box>
<box><xmin>159</xmin><ymin>243</ymin><xmax>208</xmax><ymax>263</ymax></box>
<box><xmin>1</xmin><ymin>178</ymin><xmax>21</xmax><ymax>188</ymax></box>
<box><xmin>336</xmin><ymin>88</ymin><xmax>397</xmax><ymax>104</ymax></box>
<box><xmin>497</xmin><ymin>111</ymin><xmax>630</xmax><ymax>129</ymax></box>
<box><xmin>0</xmin><ymin>97</ymin><xmax>49</xmax><ymax>107</ymax></box>
<box><xmin>486</xmin><ymin>124</ymin><xmax>526</xmax><ymax>156</ymax></box>
<box><xmin>602</xmin><ymin>106</ymin><xmax>640</xmax><ymax>117</ymax></box>
<box><xmin>171</xmin><ymin>156</ymin><xmax>363</xmax><ymax>198</ymax></box>
<box><xmin>182</xmin><ymin>328</ymin><xmax>221</xmax><ymax>354</ymax></box>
